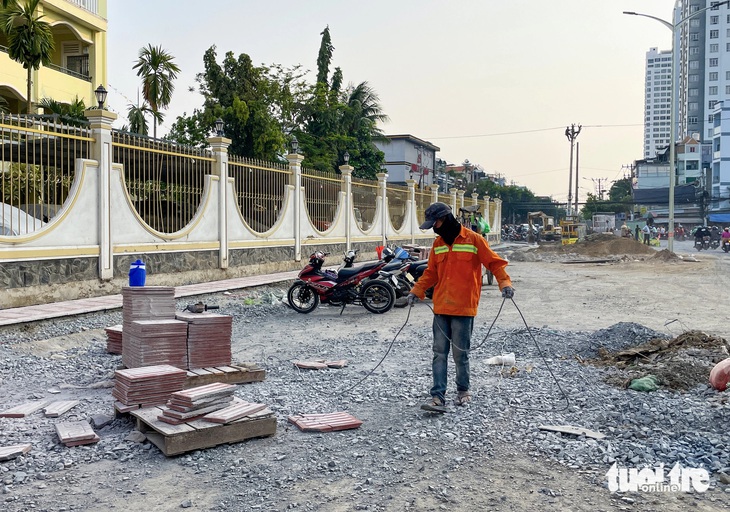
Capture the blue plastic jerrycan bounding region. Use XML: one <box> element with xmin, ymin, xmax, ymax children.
<box><xmin>129</xmin><ymin>259</ymin><xmax>146</xmax><ymax>286</ymax></box>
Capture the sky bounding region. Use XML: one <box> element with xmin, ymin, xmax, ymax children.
<box><xmin>107</xmin><ymin>0</ymin><xmax>679</xmax><ymax>201</ymax></box>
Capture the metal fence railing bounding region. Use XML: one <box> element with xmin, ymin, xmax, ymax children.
<box><xmin>385</xmin><ymin>183</ymin><xmax>408</xmax><ymax>231</ymax></box>
<box><xmin>0</xmin><ymin>113</ymin><xmax>93</xmax><ymax>236</ymax></box>
<box><xmin>112</xmin><ymin>131</ymin><xmax>214</xmax><ymax>234</ymax></box>
<box><xmin>301</xmin><ymin>167</ymin><xmax>341</xmax><ymax>232</ymax></box>
<box><xmin>438</xmin><ymin>192</ymin><xmax>451</xmax><ymax>208</ymax></box>
<box><xmin>229</xmin><ymin>155</ymin><xmax>290</xmax><ymax>233</ymax></box>
<box><xmin>352</xmin><ymin>176</ymin><xmax>378</xmax><ymax>231</ymax></box>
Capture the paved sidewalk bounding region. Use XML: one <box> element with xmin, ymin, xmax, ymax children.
<box><xmin>0</xmin><ymin>271</ymin><xmax>299</xmax><ymax>327</ymax></box>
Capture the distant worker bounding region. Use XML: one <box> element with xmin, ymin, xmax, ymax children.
<box><xmin>635</xmin><ymin>225</ymin><xmax>640</xmax><ymax>240</ymax></box>
<box><xmin>642</xmin><ymin>223</ymin><xmax>651</xmax><ymax>245</ymax></box>
<box><xmin>621</xmin><ymin>223</ymin><xmax>630</xmax><ymax>238</ymax></box>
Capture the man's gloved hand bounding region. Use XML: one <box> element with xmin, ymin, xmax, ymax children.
<box><xmin>407</xmin><ymin>293</ymin><xmax>418</xmax><ymax>307</ymax></box>
<box><xmin>501</xmin><ymin>286</ymin><xmax>514</xmax><ymax>299</ymax></box>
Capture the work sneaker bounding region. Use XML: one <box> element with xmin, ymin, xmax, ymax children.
<box><xmin>420</xmin><ymin>396</ymin><xmax>447</xmax><ymax>413</ymax></box>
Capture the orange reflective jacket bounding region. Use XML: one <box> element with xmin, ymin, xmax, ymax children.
<box><xmin>410</xmin><ymin>226</ymin><xmax>511</xmax><ymax>317</ymax></box>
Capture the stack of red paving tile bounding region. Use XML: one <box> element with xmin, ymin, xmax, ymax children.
<box><xmin>157</xmin><ymin>382</ymin><xmax>236</xmax><ymax>425</ymax></box>
<box><xmin>122</xmin><ymin>319</ymin><xmax>189</xmax><ymax>369</ymax></box>
<box><xmin>121</xmin><ymin>286</ymin><xmax>176</xmax><ymax>365</ymax></box>
<box><xmin>175</xmin><ymin>311</ymin><xmax>232</xmax><ymax>368</ymax></box>
<box><xmin>113</xmin><ymin>365</ymin><xmax>188</xmax><ymax>407</ymax></box>
<box><xmin>105</xmin><ymin>325</ymin><xmax>123</xmax><ymax>354</ymax></box>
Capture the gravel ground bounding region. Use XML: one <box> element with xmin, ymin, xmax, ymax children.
<box><xmin>1</xmin><ymin>251</ymin><xmax>730</xmax><ymax>511</ymax></box>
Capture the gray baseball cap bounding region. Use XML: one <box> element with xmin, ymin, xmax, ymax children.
<box><xmin>420</xmin><ymin>202</ymin><xmax>452</xmax><ymax>230</ymax></box>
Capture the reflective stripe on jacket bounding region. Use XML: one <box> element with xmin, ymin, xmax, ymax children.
<box><xmin>410</xmin><ymin>226</ymin><xmax>512</xmax><ymax>317</ymax></box>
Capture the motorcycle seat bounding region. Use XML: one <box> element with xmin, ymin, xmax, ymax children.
<box><xmin>337</xmin><ymin>262</ymin><xmax>382</xmax><ymax>280</ymax></box>
<box><xmin>381</xmin><ymin>261</ymin><xmax>406</xmax><ymax>272</ymax></box>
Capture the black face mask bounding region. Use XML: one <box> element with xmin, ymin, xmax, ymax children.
<box><xmin>433</xmin><ymin>213</ymin><xmax>461</xmax><ymax>246</ymax></box>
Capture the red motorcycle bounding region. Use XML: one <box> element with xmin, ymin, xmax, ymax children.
<box><xmin>287</xmin><ymin>251</ymin><xmax>396</xmax><ymax>314</ymax></box>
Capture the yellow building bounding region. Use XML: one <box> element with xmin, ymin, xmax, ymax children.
<box><xmin>0</xmin><ymin>0</ymin><xmax>107</xmax><ymax>113</ymax></box>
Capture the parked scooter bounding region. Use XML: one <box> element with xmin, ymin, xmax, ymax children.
<box><xmin>287</xmin><ymin>251</ymin><xmax>396</xmax><ymax>314</ymax></box>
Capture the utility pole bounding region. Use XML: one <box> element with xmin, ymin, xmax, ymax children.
<box><xmin>565</xmin><ymin>124</ymin><xmax>582</xmax><ymax>217</ymax></box>
<box><xmin>574</xmin><ymin>142</ymin><xmax>580</xmax><ymax>216</ymax></box>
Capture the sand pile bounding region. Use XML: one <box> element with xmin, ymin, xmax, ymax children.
<box><xmin>652</xmin><ymin>249</ymin><xmax>683</xmax><ymax>262</ymax></box>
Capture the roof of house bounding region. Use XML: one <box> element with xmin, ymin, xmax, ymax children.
<box><xmin>383</xmin><ymin>134</ymin><xmax>440</xmax><ymax>152</ymax></box>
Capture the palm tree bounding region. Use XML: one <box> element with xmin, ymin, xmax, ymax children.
<box><xmin>38</xmin><ymin>96</ymin><xmax>87</xmax><ymax>126</ymax></box>
<box><xmin>132</xmin><ymin>44</ymin><xmax>180</xmax><ymax>139</ymax></box>
<box><xmin>0</xmin><ymin>0</ymin><xmax>55</xmax><ymax>114</ymax></box>
<box><xmin>343</xmin><ymin>81</ymin><xmax>389</xmax><ymax>137</ymax></box>
<box><xmin>126</xmin><ymin>102</ymin><xmax>162</xmax><ymax>136</ymax></box>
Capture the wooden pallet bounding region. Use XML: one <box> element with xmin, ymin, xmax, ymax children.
<box><xmin>130</xmin><ymin>404</ymin><xmax>276</xmax><ymax>456</ymax></box>
<box><xmin>183</xmin><ymin>363</ymin><xmax>265</xmax><ymax>388</ymax></box>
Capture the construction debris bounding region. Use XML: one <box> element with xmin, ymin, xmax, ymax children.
<box><xmin>293</xmin><ymin>359</ymin><xmax>349</xmax><ymax>370</ymax></box>
<box><xmin>0</xmin><ymin>444</ymin><xmax>32</xmax><ymax>462</ymax></box>
<box><xmin>44</xmin><ymin>400</ymin><xmax>81</xmax><ymax>417</ymax></box>
<box><xmin>0</xmin><ymin>400</ymin><xmax>49</xmax><ymax>418</ymax></box>
<box><xmin>538</xmin><ymin>424</ymin><xmax>605</xmax><ymax>440</ymax></box>
<box><xmin>590</xmin><ymin>330</ymin><xmax>730</xmax><ymax>391</ymax></box>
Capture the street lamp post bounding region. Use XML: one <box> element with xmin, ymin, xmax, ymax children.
<box><xmin>624</xmin><ymin>0</ymin><xmax>730</xmax><ymax>253</ymax></box>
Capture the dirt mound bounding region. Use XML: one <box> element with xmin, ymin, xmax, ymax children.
<box><xmin>652</xmin><ymin>249</ymin><xmax>683</xmax><ymax>262</ymax></box>
<box><xmin>536</xmin><ymin>233</ymin><xmax>656</xmax><ymax>258</ymax></box>
<box><xmin>588</xmin><ymin>330</ymin><xmax>730</xmax><ymax>391</ymax></box>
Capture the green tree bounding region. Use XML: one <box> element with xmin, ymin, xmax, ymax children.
<box><xmin>0</xmin><ymin>0</ymin><xmax>55</xmax><ymax>114</ymax></box>
<box><xmin>166</xmin><ymin>109</ymin><xmax>209</xmax><ymax>148</ymax></box>
<box><xmin>194</xmin><ymin>46</ymin><xmax>296</xmax><ymax>160</ymax></box>
<box><xmin>133</xmin><ymin>44</ymin><xmax>180</xmax><ymax>139</ymax></box>
<box><xmin>295</xmin><ymin>27</ymin><xmax>387</xmax><ymax>176</ymax></box>
<box><xmin>579</xmin><ymin>178</ymin><xmax>633</xmax><ymax>219</ymax></box>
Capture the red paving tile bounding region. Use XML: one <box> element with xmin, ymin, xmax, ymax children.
<box><xmin>288</xmin><ymin>412</ymin><xmax>363</xmax><ymax>432</ymax></box>
<box><xmin>0</xmin><ymin>271</ymin><xmax>299</xmax><ymax>327</ymax></box>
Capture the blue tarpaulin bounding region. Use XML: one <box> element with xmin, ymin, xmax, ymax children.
<box><xmin>708</xmin><ymin>213</ymin><xmax>730</xmax><ymax>223</ymax></box>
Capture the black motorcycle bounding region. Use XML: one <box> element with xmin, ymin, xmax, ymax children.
<box><xmin>694</xmin><ymin>235</ymin><xmax>711</xmax><ymax>251</ymax></box>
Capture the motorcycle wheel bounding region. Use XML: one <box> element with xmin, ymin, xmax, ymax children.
<box><xmin>361</xmin><ymin>280</ymin><xmax>395</xmax><ymax>314</ymax></box>
<box><xmin>392</xmin><ymin>276</ymin><xmax>413</xmax><ymax>308</ymax></box>
<box><xmin>287</xmin><ymin>282</ymin><xmax>319</xmax><ymax>313</ymax></box>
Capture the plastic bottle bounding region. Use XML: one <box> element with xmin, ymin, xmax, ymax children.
<box><xmin>129</xmin><ymin>259</ymin><xmax>146</xmax><ymax>286</ymax></box>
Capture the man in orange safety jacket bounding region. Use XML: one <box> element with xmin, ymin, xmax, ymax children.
<box><xmin>407</xmin><ymin>202</ymin><xmax>514</xmax><ymax>413</ymax></box>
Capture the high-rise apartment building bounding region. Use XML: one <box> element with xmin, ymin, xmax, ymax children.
<box><xmin>644</xmin><ymin>48</ymin><xmax>673</xmax><ymax>158</ymax></box>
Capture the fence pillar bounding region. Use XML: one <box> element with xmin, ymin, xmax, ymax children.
<box><xmin>406</xmin><ymin>178</ymin><xmax>416</xmax><ymax>243</ymax></box>
<box><xmin>377</xmin><ymin>172</ymin><xmax>388</xmax><ymax>246</ymax></box>
<box><xmin>84</xmin><ymin>108</ymin><xmax>117</xmax><ymax>281</ymax></box>
<box><xmin>208</xmin><ymin>136</ymin><xmax>231</xmax><ymax>269</ymax></box>
<box><xmin>339</xmin><ymin>164</ymin><xmax>353</xmax><ymax>250</ymax></box>
<box><xmin>430</xmin><ymin>184</ymin><xmax>439</xmax><ymax>204</ymax></box>
<box><xmin>450</xmin><ymin>189</ymin><xmax>458</xmax><ymax>212</ymax></box>
<box><xmin>493</xmin><ymin>198</ymin><xmax>503</xmax><ymax>235</ymax></box>
<box><xmin>288</xmin><ymin>152</ymin><xmax>304</xmax><ymax>261</ymax></box>
<box><xmin>456</xmin><ymin>190</ymin><xmax>465</xmax><ymax>211</ymax></box>
<box><xmin>471</xmin><ymin>192</ymin><xmax>479</xmax><ymax>207</ymax></box>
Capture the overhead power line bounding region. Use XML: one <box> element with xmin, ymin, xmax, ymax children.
<box><xmin>425</xmin><ymin>123</ymin><xmax>643</xmax><ymax>140</ymax></box>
